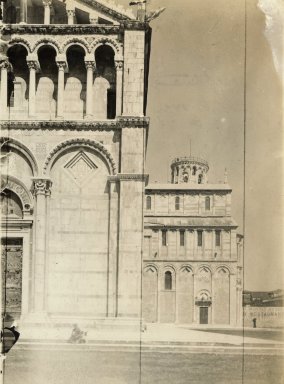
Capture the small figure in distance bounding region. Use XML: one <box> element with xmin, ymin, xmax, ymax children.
<box><xmin>252</xmin><ymin>318</ymin><xmax>257</xmax><ymax>328</ymax></box>
<box><xmin>68</xmin><ymin>324</ymin><xmax>87</xmax><ymax>344</ymax></box>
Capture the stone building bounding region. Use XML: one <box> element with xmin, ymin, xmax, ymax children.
<box><xmin>143</xmin><ymin>157</ymin><xmax>243</xmax><ymax>326</ymax></box>
<box><xmin>0</xmin><ymin>0</ymin><xmax>242</xmax><ymax>334</ymax></box>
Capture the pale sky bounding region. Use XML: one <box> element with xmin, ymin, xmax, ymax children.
<box><xmin>117</xmin><ymin>0</ymin><xmax>283</xmax><ymax>291</ymax></box>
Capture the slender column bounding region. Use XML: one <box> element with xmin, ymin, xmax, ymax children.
<box><xmin>56</xmin><ymin>61</ymin><xmax>66</xmax><ymax>119</ymax></box>
<box><xmin>32</xmin><ymin>179</ymin><xmax>52</xmax><ymax>314</ymax></box>
<box><xmin>27</xmin><ymin>61</ymin><xmax>38</xmax><ymax>118</ymax></box>
<box><xmin>20</xmin><ymin>0</ymin><xmax>27</xmax><ymax>23</ymax></box>
<box><xmin>42</xmin><ymin>0</ymin><xmax>52</xmax><ymax>25</ymax></box>
<box><xmin>67</xmin><ymin>9</ymin><xmax>75</xmax><ymax>25</ymax></box>
<box><xmin>115</xmin><ymin>60</ymin><xmax>123</xmax><ymax>117</ymax></box>
<box><xmin>0</xmin><ymin>60</ymin><xmax>9</xmax><ymax>120</ymax></box>
<box><xmin>84</xmin><ymin>59</ymin><xmax>95</xmax><ymax>119</ymax></box>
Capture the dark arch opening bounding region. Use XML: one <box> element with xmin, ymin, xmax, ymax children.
<box><xmin>38</xmin><ymin>45</ymin><xmax>57</xmax><ymax>74</ymax></box>
<box><xmin>95</xmin><ymin>45</ymin><xmax>116</xmax><ymax>119</ymax></box>
<box><xmin>165</xmin><ymin>271</ymin><xmax>172</xmax><ymax>290</ymax></box>
<box><xmin>7</xmin><ymin>45</ymin><xmax>29</xmax><ymax>109</ymax></box>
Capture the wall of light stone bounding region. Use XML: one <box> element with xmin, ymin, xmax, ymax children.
<box><xmin>244</xmin><ymin>307</ymin><xmax>284</xmax><ymax>328</ymax></box>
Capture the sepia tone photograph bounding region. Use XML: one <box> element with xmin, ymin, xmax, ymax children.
<box><xmin>0</xmin><ymin>0</ymin><xmax>283</xmax><ymax>383</ymax></box>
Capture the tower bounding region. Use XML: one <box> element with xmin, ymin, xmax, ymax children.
<box><xmin>0</xmin><ymin>0</ymin><xmax>152</xmax><ymax>332</ymax></box>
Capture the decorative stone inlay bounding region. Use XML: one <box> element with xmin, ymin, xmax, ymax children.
<box><xmin>64</xmin><ymin>151</ymin><xmax>97</xmax><ymax>186</ymax></box>
<box><xmin>43</xmin><ymin>138</ymin><xmax>116</xmax><ymax>175</ymax></box>
<box><xmin>32</xmin><ymin>178</ymin><xmax>52</xmax><ymax>196</ymax></box>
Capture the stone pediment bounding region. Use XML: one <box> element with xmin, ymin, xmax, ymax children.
<box><xmin>61</xmin><ymin>0</ymin><xmax>136</xmax><ymax>24</ymax></box>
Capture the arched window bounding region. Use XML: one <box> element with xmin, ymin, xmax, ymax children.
<box><xmin>175</xmin><ymin>196</ymin><xmax>180</xmax><ymax>210</ymax></box>
<box><xmin>198</xmin><ymin>174</ymin><xmax>203</xmax><ymax>184</ymax></box>
<box><xmin>192</xmin><ymin>166</ymin><xmax>197</xmax><ymax>175</ymax></box>
<box><xmin>162</xmin><ymin>230</ymin><xmax>167</xmax><ymax>246</ymax></box>
<box><xmin>146</xmin><ymin>195</ymin><xmax>151</xmax><ymax>210</ymax></box>
<box><xmin>165</xmin><ymin>271</ymin><xmax>172</xmax><ymax>290</ymax></box>
<box><xmin>215</xmin><ymin>230</ymin><xmax>221</xmax><ymax>247</ymax></box>
<box><xmin>180</xmin><ymin>230</ymin><xmax>185</xmax><ymax>246</ymax></box>
<box><xmin>205</xmin><ymin>196</ymin><xmax>210</xmax><ymax>210</ymax></box>
<box><xmin>197</xmin><ymin>230</ymin><xmax>203</xmax><ymax>247</ymax></box>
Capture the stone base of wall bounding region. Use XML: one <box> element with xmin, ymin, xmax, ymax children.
<box><xmin>244</xmin><ymin>306</ymin><xmax>284</xmax><ymax>328</ymax></box>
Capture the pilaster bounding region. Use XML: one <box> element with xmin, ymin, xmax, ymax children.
<box><xmin>31</xmin><ymin>178</ymin><xmax>52</xmax><ymax>316</ymax></box>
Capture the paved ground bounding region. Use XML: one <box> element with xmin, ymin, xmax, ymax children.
<box><xmin>4</xmin><ymin>349</ymin><xmax>284</xmax><ymax>384</ymax></box>
<box><xmin>3</xmin><ymin>325</ymin><xmax>284</xmax><ymax>384</ymax></box>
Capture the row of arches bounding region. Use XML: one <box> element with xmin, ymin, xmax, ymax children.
<box><xmin>3</xmin><ymin>42</ymin><xmax>121</xmax><ymax>120</ymax></box>
<box><xmin>142</xmin><ymin>264</ymin><xmax>231</xmax><ymax>324</ymax></box>
<box><xmin>0</xmin><ymin>136</ymin><xmax>116</xmax><ymax>179</ymax></box>
<box><xmin>9</xmin><ymin>37</ymin><xmax>122</xmax><ymax>57</ymax></box>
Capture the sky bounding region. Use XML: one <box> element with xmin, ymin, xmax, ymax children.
<box><xmin>117</xmin><ymin>0</ymin><xmax>283</xmax><ymax>291</ymax></box>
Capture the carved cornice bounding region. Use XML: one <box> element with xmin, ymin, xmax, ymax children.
<box><xmin>1</xmin><ymin>25</ymin><xmax>121</xmax><ymax>36</ymax></box>
<box><xmin>117</xmin><ymin>116</ymin><xmax>150</xmax><ymax>128</ymax></box>
<box><xmin>108</xmin><ymin>173</ymin><xmax>149</xmax><ymax>182</ymax></box>
<box><xmin>0</xmin><ymin>117</ymin><xmax>150</xmax><ymax>130</ymax></box>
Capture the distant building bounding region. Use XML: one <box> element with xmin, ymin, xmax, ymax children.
<box><xmin>142</xmin><ymin>157</ymin><xmax>243</xmax><ymax>326</ymax></box>
<box><xmin>243</xmin><ymin>290</ymin><xmax>284</xmax><ymax>307</ymax></box>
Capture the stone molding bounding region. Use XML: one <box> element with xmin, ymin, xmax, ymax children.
<box><xmin>0</xmin><ymin>117</ymin><xmax>150</xmax><ymax>130</ymax></box>
<box><xmin>31</xmin><ymin>178</ymin><xmax>52</xmax><ymax>196</ymax></box>
<box><xmin>43</xmin><ymin>138</ymin><xmax>116</xmax><ymax>175</ymax></box>
<box><xmin>108</xmin><ymin>173</ymin><xmax>148</xmax><ymax>182</ymax></box>
<box><xmin>1</xmin><ymin>21</ymin><xmax>148</xmax><ymax>37</ymax></box>
<box><xmin>0</xmin><ymin>136</ymin><xmax>39</xmax><ymax>175</ymax></box>
<box><xmin>2</xmin><ymin>25</ymin><xmax>120</xmax><ymax>36</ymax></box>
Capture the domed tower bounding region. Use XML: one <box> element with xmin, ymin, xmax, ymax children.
<box><xmin>171</xmin><ymin>156</ymin><xmax>209</xmax><ymax>184</ymax></box>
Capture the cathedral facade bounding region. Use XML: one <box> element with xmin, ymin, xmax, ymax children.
<box><xmin>0</xmin><ymin>0</ymin><xmax>242</xmax><ymax>334</ymax></box>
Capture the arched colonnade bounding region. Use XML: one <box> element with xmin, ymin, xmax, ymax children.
<box><xmin>0</xmin><ymin>39</ymin><xmax>123</xmax><ymax>120</ymax></box>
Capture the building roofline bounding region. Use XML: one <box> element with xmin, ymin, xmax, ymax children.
<box><xmin>145</xmin><ymin>183</ymin><xmax>232</xmax><ymax>192</ymax></box>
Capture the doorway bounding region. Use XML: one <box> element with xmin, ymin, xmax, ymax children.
<box><xmin>199</xmin><ymin>306</ymin><xmax>208</xmax><ymax>324</ymax></box>
<box><xmin>1</xmin><ymin>238</ymin><xmax>23</xmax><ymax>320</ymax></box>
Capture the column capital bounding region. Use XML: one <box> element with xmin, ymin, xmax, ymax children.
<box><xmin>27</xmin><ymin>60</ymin><xmax>40</xmax><ymax>72</ymax></box>
<box><xmin>66</xmin><ymin>9</ymin><xmax>75</xmax><ymax>15</ymax></box>
<box><xmin>42</xmin><ymin>0</ymin><xmax>52</xmax><ymax>7</ymax></box>
<box><xmin>115</xmin><ymin>60</ymin><xmax>123</xmax><ymax>71</ymax></box>
<box><xmin>84</xmin><ymin>60</ymin><xmax>96</xmax><ymax>71</ymax></box>
<box><xmin>0</xmin><ymin>60</ymin><xmax>12</xmax><ymax>71</ymax></box>
<box><xmin>32</xmin><ymin>178</ymin><xmax>52</xmax><ymax>196</ymax></box>
<box><xmin>56</xmin><ymin>60</ymin><xmax>68</xmax><ymax>72</ymax></box>
<box><xmin>89</xmin><ymin>17</ymin><xmax>98</xmax><ymax>24</ymax></box>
